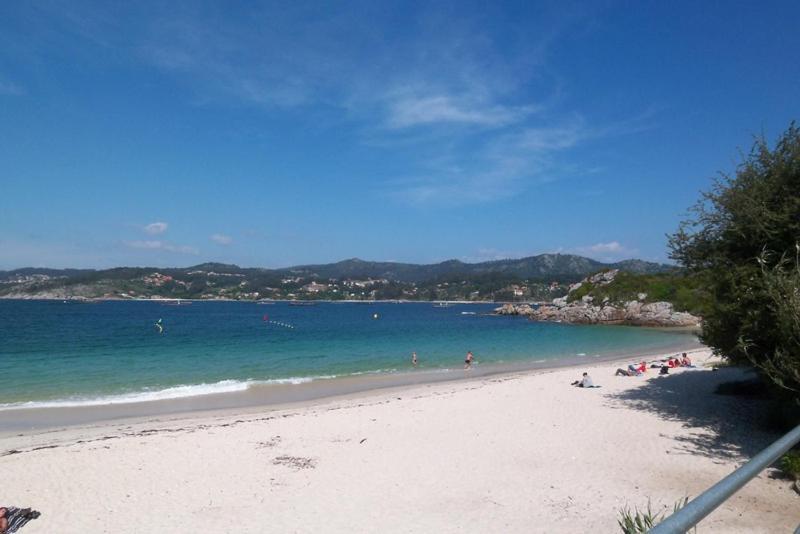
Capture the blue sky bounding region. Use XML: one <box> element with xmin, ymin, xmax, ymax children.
<box><xmin>1</xmin><ymin>1</ymin><xmax>798</xmax><ymax>269</ymax></box>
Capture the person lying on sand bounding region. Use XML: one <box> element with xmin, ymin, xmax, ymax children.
<box><xmin>0</xmin><ymin>507</ymin><xmax>41</xmax><ymax>533</ymax></box>
<box><xmin>615</xmin><ymin>362</ymin><xmax>646</xmax><ymax>376</ymax></box>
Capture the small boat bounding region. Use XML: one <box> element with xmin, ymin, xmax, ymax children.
<box><xmin>161</xmin><ymin>299</ymin><xmax>192</xmax><ymax>306</ymax></box>
<box><xmin>460</xmin><ymin>311</ymin><xmax>476</xmax><ymax>315</ymax></box>
<box><xmin>256</xmin><ymin>301</ymin><xmax>276</xmax><ymax>305</ymax></box>
<box><xmin>433</xmin><ymin>301</ymin><xmax>452</xmax><ymax>307</ymax></box>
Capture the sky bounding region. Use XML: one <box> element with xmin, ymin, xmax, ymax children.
<box><xmin>1</xmin><ymin>1</ymin><xmax>799</xmax><ymax>270</ymax></box>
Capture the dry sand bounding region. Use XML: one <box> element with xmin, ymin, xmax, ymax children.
<box><xmin>2</xmin><ymin>348</ymin><xmax>798</xmax><ymax>533</ymax></box>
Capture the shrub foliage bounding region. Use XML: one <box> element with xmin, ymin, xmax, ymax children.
<box><xmin>668</xmin><ymin>123</ymin><xmax>800</xmax><ymax>394</ymax></box>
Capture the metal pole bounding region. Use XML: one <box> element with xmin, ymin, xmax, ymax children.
<box><xmin>650</xmin><ymin>424</ymin><xmax>800</xmax><ymax>533</ymax></box>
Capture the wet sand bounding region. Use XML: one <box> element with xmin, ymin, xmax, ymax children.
<box><xmin>0</xmin><ymin>339</ymin><xmax>704</xmax><ymax>434</ymax></box>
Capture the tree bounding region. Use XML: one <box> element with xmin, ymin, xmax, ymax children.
<box><xmin>668</xmin><ymin>123</ymin><xmax>800</xmax><ymax>394</ymax></box>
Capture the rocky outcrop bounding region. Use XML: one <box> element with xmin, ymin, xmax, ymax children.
<box><xmin>494</xmin><ymin>303</ymin><xmax>535</xmax><ymax>316</ymax></box>
<box><xmin>526</xmin><ymin>300</ymin><xmax>700</xmax><ymax>327</ymax></box>
<box><xmin>493</xmin><ymin>268</ymin><xmax>701</xmax><ymax>327</ymax></box>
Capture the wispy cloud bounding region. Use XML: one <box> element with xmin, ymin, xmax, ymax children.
<box><xmin>575</xmin><ymin>241</ymin><xmax>638</xmax><ymax>262</ymax></box>
<box><xmin>125</xmin><ymin>240</ymin><xmax>198</xmax><ymax>255</ymax></box>
<box><xmin>391</xmin><ymin>115</ymin><xmax>586</xmax><ymax>206</ymax></box>
<box><xmin>15</xmin><ymin>4</ymin><xmax>639</xmax><ymax>210</ymax></box>
<box><xmin>143</xmin><ymin>222</ymin><xmax>168</xmax><ymax>235</ymax></box>
<box><xmin>587</xmin><ymin>241</ymin><xmax>624</xmax><ymax>253</ymax></box>
<box><xmin>0</xmin><ymin>80</ymin><xmax>24</xmax><ymax>96</ymax></box>
<box><xmin>210</xmin><ymin>233</ymin><xmax>232</xmax><ymax>245</ymax></box>
<box><xmin>385</xmin><ymin>93</ymin><xmax>537</xmax><ymax>129</ymax></box>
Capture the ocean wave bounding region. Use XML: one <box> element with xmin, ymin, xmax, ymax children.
<box><xmin>0</xmin><ymin>375</ymin><xmax>336</xmax><ymax>411</ymax></box>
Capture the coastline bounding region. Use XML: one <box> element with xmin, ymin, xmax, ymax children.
<box><xmin>0</xmin><ymin>340</ymin><xmax>704</xmax><ymax>435</ymax></box>
<box><xmin>2</xmin><ymin>347</ymin><xmax>797</xmax><ymax>533</ymax></box>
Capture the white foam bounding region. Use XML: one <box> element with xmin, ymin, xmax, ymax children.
<box><xmin>0</xmin><ymin>375</ymin><xmax>335</xmax><ymax>411</ymax></box>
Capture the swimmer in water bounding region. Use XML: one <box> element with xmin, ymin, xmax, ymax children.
<box><xmin>464</xmin><ymin>350</ymin><xmax>473</xmax><ymax>370</ymax></box>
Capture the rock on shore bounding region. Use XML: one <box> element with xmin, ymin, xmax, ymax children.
<box><xmin>494</xmin><ymin>300</ymin><xmax>699</xmax><ymax>327</ymax></box>
<box><xmin>493</xmin><ymin>269</ymin><xmax>701</xmax><ymax>327</ymax></box>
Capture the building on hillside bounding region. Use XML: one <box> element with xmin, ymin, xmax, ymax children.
<box><xmin>302</xmin><ymin>282</ymin><xmax>328</xmax><ymax>293</ymax></box>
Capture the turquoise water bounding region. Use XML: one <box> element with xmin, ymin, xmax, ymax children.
<box><xmin>0</xmin><ymin>300</ymin><xmax>697</xmax><ymax>408</ymax></box>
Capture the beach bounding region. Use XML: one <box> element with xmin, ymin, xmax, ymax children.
<box><xmin>2</xmin><ymin>348</ymin><xmax>797</xmax><ymax>533</ymax></box>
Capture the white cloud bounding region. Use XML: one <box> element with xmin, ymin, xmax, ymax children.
<box><xmin>588</xmin><ymin>241</ymin><xmax>623</xmax><ymax>253</ymax></box>
<box><xmin>385</xmin><ymin>94</ymin><xmax>535</xmax><ymax>129</ymax></box>
<box><xmin>574</xmin><ymin>241</ymin><xmax>638</xmax><ymax>262</ymax></box>
<box><xmin>143</xmin><ymin>222</ymin><xmax>168</xmax><ymax>235</ymax></box>
<box><xmin>210</xmin><ymin>233</ymin><xmax>232</xmax><ymax>245</ymax></box>
<box><xmin>125</xmin><ymin>240</ymin><xmax>198</xmax><ymax>255</ymax></box>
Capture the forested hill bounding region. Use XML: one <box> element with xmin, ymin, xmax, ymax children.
<box><xmin>0</xmin><ymin>254</ymin><xmax>673</xmax><ymax>301</ymax></box>
<box><xmin>273</xmin><ymin>255</ymin><xmax>670</xmax><ymax>282</ymax></box>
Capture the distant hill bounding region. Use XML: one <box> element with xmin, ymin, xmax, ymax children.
<box><xmin>279</xmin><ymin>254</ymin><xmax>673</xmax><ymax>283</ymax></box>
<box><xmin>0</xmin><ymin>254</ymin><xmax>675</xmax><ymax>300</ymax></box>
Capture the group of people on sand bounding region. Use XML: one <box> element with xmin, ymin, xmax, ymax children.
<box><xmin>574</xmin><ymin>352</ymin><xmax>696</xmax><ymax>388</ymax></box>
<box><xmin>615</xmin><ymin>352</ymin><xmax>695</xmax><ymax>377</ymax></box>
<box><xmin>410</xmin><ymin>350</ymin><xmax>475</xmax><ymax>369</ymax></box>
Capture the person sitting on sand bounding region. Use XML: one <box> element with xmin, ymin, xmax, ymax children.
<box><xmin>681</xmin><ymin>353</ymin><xmax>694</xmax><ymax>367</ymax></box>
<box><xmin>464</xmin><ymin>350</ymin><xmax>474</xmax><ymax>370</ymax></box>
<box><xmin>571</xmin><ymin>372</ymin><xmax>595</xmax><ymax>387</ymax></box>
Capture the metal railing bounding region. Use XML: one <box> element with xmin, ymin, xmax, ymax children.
<box><xmin>650</xmin><ymin>424</ymin><xmax>800</xmax><ymax>533</ymax></box>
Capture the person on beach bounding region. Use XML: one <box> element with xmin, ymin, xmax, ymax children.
<box><xmin>0</xmin><ymin>506</ymin><xmax>41</xmax><ymax>533</ymax></box>
<box><xmin>681</xmin><ymin>353</ymin><xmax>695</xmax><ymax>367</ymax></box>
<box><xmin>571</xmin><ymin>372</ymin><xmax>595</xmax><ymax>387</ymax></box>
<box><xmin>412</xmin><ymin>352</ymin><xmax>418</xmax><ymax>367</ymax></box>
<box><xmin>464</xmin><ymin>351</ymin><xmax>474</xmax><ymax>370</ymax></box>
<box><xmin>615</xmin><ymin>362</ymin><xmax>646</xmax><ymax>376</ymax></box>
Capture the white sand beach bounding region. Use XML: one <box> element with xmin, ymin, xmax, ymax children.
<box><xmin>2</xmin><ymin>348</ymin><xmax>798</xmax><ymax>533</ymax></box>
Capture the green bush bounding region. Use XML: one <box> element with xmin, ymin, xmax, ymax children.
<box><xmin>781</xmin><ymin>451</ymin><xmax>800</xmax><ymax>480</ymax></box>
<box><xmin>566</xmin><ymin>281</ymin><xmax>594</xmax><ymax>303</ymax></box>
<box><xmin>669</xmin><ymin>123</ymin><xmax>800</xmax><ymax>395</ymax></box>
<box><xmin>565</xmin><ymin>271</ymin><xmax>708</xmax><ymax>314</ymax></box>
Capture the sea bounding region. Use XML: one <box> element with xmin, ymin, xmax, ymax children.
<box><xmin>0</xmin><ymin>300</ymin><xmax>700</xmax><ymax>417</ymax></box>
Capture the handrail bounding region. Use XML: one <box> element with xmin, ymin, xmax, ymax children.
<box><xmin>650</xmin><ymin>424</ymin><xmax>800</xmax><ymax>533</ymax></box>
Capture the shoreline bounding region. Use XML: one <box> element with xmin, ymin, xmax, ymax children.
<box><xmin>2</xmin><ymin>347</ymin><xmax>797</xmax><ymax>533</ymax></box>
<box><xmin>0</xmin><ymin>340</ymin><xmax>705</xmax><ymax>437</ymax></box>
